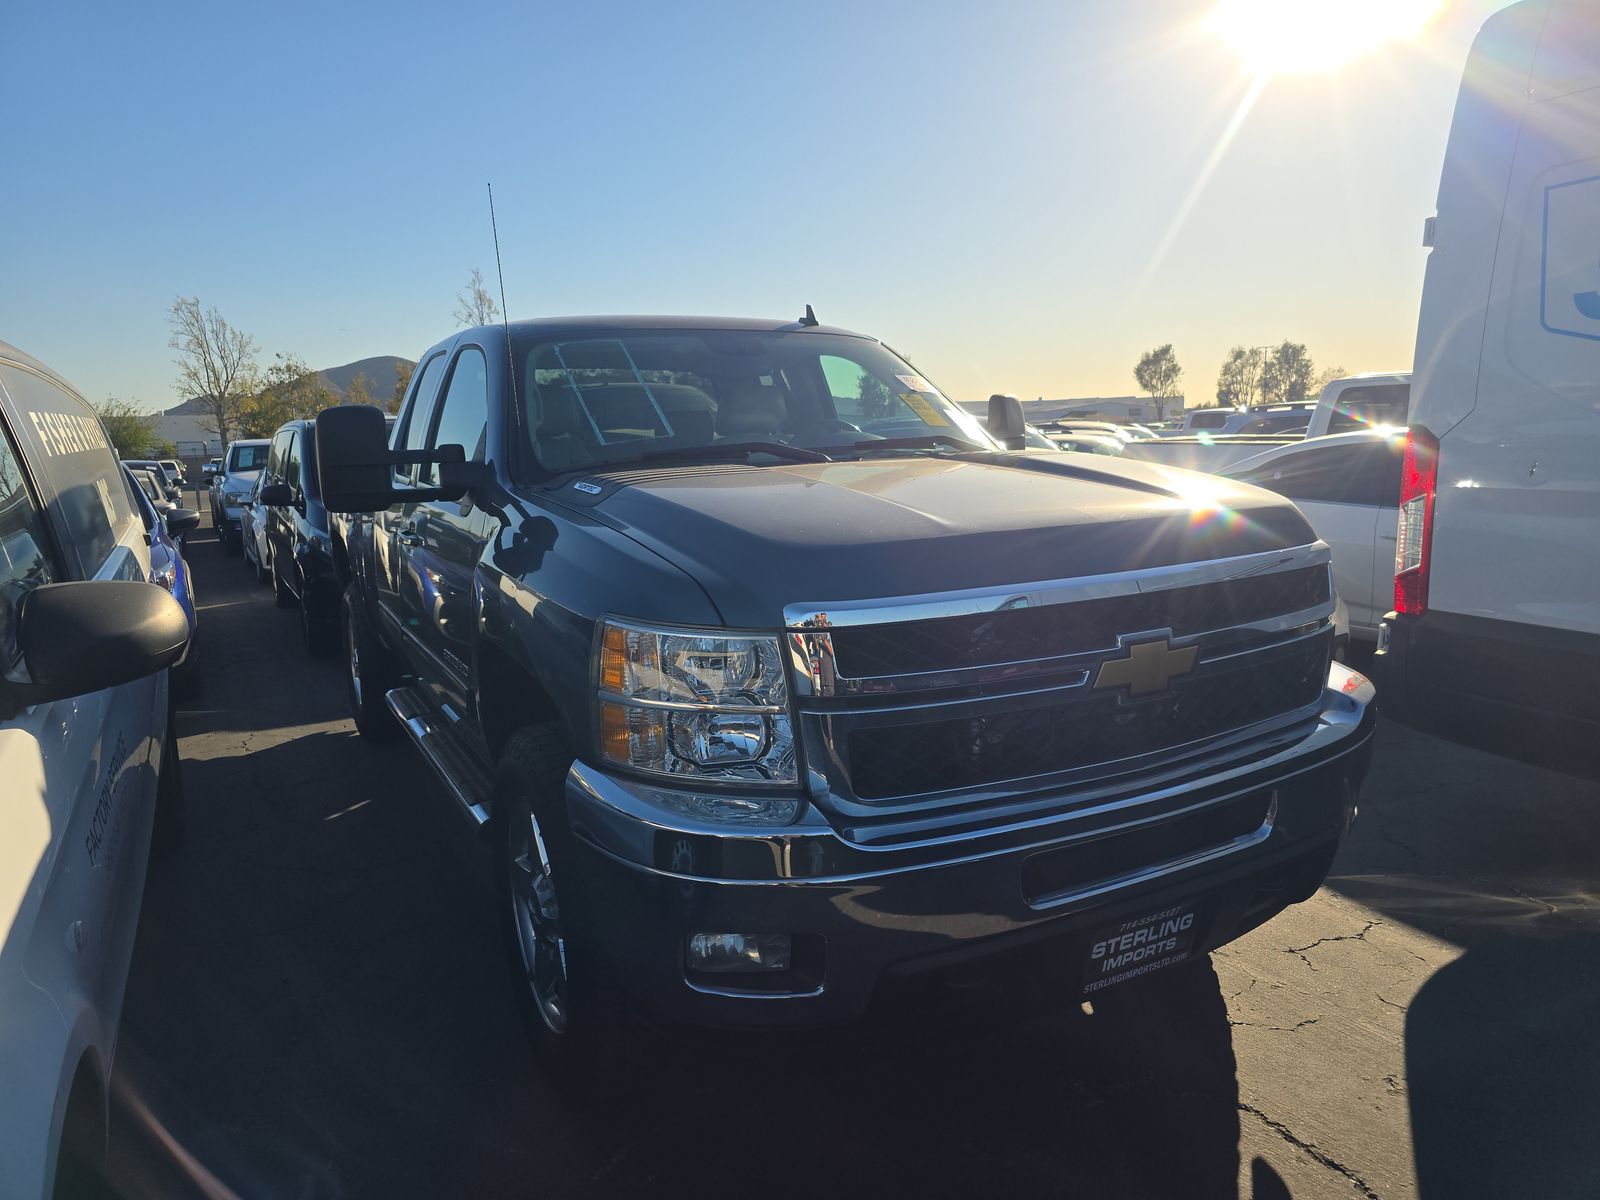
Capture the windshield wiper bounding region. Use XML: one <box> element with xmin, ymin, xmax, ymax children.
<box><xmin>619</xmin><ymin>441</ymin><xmax>832</xmax><ymax>467</ymax></box>
<box><xmin>817</xmin><ymin>434</ymin><xmax>984</xmax><ymax>455</ymax></box>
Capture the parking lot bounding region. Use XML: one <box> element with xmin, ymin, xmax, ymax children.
<box><xmin>98</xmin><ymin>502</ymin><xmax>1600</xmax><ymax>1200</ymax></box>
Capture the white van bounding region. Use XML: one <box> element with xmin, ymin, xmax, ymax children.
<box><xmin>1374</xmin><ymin>0</ymin><xmax>1600</xmax><ymax>778</ymax></box>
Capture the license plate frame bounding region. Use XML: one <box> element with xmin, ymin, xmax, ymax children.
<box><xmin>1080</xmin><ymin>901</ymin><xmax>1205</xmax><ymax>997</ymax></box>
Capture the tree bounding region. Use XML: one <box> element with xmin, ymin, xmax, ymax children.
<box><xmin>859</xmin><ymin>372</ymin><xmax>895</xmax><ymax>421</ymax></box>
<box><xmin>237</xmin><ymin>353</ymin><xmax>336</xmax><ymax>438</ymax></box>
<box><xmin>1133</xmin><ymin>344</ymin><xmax>1184</xmax><ymax>422</ymax></box>
<box><xmin>454</xmin><ymin>267</ymin><xmax>500</xmax><ymax>328</ymax></box>
<box><xmin>93</xmin><ymin>397</ymin><xmax>161</xmax><ymax>459</ymax></box>
<box><xmin>1260</xmin><ymin>341</ymin><xmax>1315</xmax><ymax>406</ymax></box>
<box><xmin>168</xmin><ymin>296</ymin><xmax>259</xmax><ymax>449</ymax></box>
<box><xmin>345</xmin><ymin>371</ymin><xmax>372</xmax><ymax>408</ymax></box>
<box><xmin>1310</xmin><ymin>364</ymin><xmax>1346</xmax><ymax>397</ymax></box>
<box><xmin>1215</xmin><ymin>346</ymin><xmax>1265</xmax><ymax>408</ymax></box>
<box><xmin>391</xmin><ymin>360</ymin><xmax>414</xmax><ymax>414</ymax></box>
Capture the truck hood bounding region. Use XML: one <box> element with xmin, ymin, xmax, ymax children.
<box><xmin>566</xmin><ymin>453</ymin><xmax>1316</xmax><ymax>628</ymax></box>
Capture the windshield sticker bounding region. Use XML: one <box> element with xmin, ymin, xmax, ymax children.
<box><xmin>901</xmin><ymin>393</ymin><xmax>950</xmax><ymax>427</ymax></box>
<box><xmin>895</xmin><ymin>373</ymin><xmax>935</xmax><ymax>394</ymax></box>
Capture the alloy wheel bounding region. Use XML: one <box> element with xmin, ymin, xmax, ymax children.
<box><xmin>508</xmin><ymin>803</ymin><xmax>570</xmax><ymax>1036</ymax></box>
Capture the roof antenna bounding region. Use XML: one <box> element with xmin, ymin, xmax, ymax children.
<box><xmin>488</xmin><ymin>182</ymin><xmax>520</xmax><ymax>419</ymax></box>
<box><xmin>799</xmin><ymin>303</ymin><xmax>818</xmax><ymax>327</ymax></box>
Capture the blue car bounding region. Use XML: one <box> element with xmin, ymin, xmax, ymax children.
<box><xmin>123</xmin><ymin>464</ymin><xmax>201</xmax><ymax>694</ymax></box>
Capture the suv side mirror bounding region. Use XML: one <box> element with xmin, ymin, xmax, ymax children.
<box><xmin>986</xmin><ymin>394</ymin><xmax>1027</xmax><ymax>450</ymax></box>
<box><xmin>259</xmin><ymin>482</ymin><xmax>294</xmax><ymax>507</ymax></box>
<box><xmin>0</xmin><ymin>581</ymin><xmax>189</xmax><ymax>717</ymax></box>
<box><xmin>316</xmin><ymin>404</ymin><xmax>469</xmax><ymax>514</ymax></box>
<box><xmin>165</xmin><ymin>507</ymin><xmax>201</xmax><ymax>536</ymax></box>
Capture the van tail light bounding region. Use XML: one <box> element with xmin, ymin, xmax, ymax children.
<box><xmin>1393</xmin><ymin>426</ymin><xmax>1439</xmax><ymax>616</ymax></box>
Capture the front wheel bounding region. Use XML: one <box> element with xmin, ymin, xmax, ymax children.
<box><xmin>342</xmin><ymin>585</ymin><xmax>398</xmax><ymax>741</ymax></box>
<box><xmin>271</xmin><ymin>553</ymin><xmax>295</xmax><ymax>609</ymax></box>
<box><xmin>495</xmin><ymin>725</ymin><xmax>633</xmax><ymax>1086</ymax></box>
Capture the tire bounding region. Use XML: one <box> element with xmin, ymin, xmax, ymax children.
<box><xmin>495</xmin><ymin>724</ymin><xmax>635</xmax><ymax>1088</ymax></box>
<box><xmin>253</xmin><ymin>543</ymin><xmax>271</xmax><ymax>586</ymax></box>
<box><xmin>152</xmin><ymin>700</ymin><xmax>186</xmax><ymax>855</ymax></box>
<box><xmin>302</xmin><ymin>590</ymin><xmax>338</xmax><ymax>657</ymax></box>
<box><xmin>271</xmin><ymin>553</ymin><xmax>296</xmax><ymax>609</ymax></box>
<box><xmin>342</xmin><ymin>584</ymin><xmax>398</xmax><ymax>742</ymax></box>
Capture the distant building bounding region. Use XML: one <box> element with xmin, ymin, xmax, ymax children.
<box><xmin>1021</xmin><ymin>395</ymin><xmax>1185</xmax><ymax>424</ymax></box>
<box><xmin>960</xmin><ymin>394</ymin><xmax>1186</xmax><ymax>426</ymax></box>
<box><xmin>154</xmin><ymin>411</ymin><xmax>222</xmax><ymax>457</ymax></box>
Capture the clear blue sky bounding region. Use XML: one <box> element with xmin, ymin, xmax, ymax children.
<box><xmin>0</xmin><ymin>0</ymin><xmax>1510</xmax><ymax>411</ymax></box>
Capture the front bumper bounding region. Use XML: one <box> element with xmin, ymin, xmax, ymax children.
<box><xmin>565</xmin><ymin>665</ymin><xmax>1376</xmax><ymax>1027</ymax></box>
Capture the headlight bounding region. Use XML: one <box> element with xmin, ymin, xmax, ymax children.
<box><xmin>224</xmin><ymin>488</ymin><xmax>249</xmax><ymax>504</ymax></box>
<box><xmin>150</xmin><ymin>559</ymin><xmax>177</xmax><ymax>591</ymax></box>
<box><xmin>596</xmin><ymin>619</ymin><xmax>796</xmax><ymax>785</ymax></box>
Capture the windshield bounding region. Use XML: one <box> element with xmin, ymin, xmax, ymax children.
<box><xmin>229</xmin><ymin>443</ymin><xmax>269</xmax><ymax>472</ymax></box>
<box><xmin>515</xmin><ymin>329</ymin><xmax>994</xmax><ymax>472</ymax></box>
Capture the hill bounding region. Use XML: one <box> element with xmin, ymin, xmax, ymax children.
<box><xmin>163</xmin><ymin>354</ymin><xmax>416</xmax><ymax>415</ymax></box>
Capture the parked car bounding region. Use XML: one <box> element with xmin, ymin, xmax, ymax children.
<box><xmin>1375</xmin><ymin>0</ymin><xmax>1600</xmax><ymax>779</ymax></box>
<box><xmin>123</xmin><ymin>464</ymin><xmax>201</xmax><ymax>692</ymax></box>
<box><xmin>318</xmin><ymin>314</ymin><xmax>1373</xmax><ymax>1074</ymax></box>
<box><xmin>1305</xmin><ymin>372</ymin><xmax>1410</xmax><ymax>439</ymax></box>
<box><xmin>1047</xmin><ymin>430</ymin><xmax>1126</xmax><ymax>455</ymax></box>
<box><xmin>240</xmin><ymin>472</ymin><xmax>271</xmax><ymax>586</ymax></box>
<box><xmin>122</xmin><ymin>457</ymin><xmax>180</xmax><ymax>503</ymax></box>
<box><xmin>1224</xmin><ymin>431</ymin><xmax>1403</xmax><ymax>643</ymax></box>
<box><xmin>257</xmin><ymin>419</ymin><xmax>340</xmax><ymax>654</ymax></box>
<box><xmin>1180</xmin><ymin>403</ymin><xmax>1316</xmax><ymax>437</ymax></box>
<box><xmin>0</xmin><ymin>339</ymin><xmax>190</xmax><ymax>1198</ymax></box>
<box><xmin>158</xmin><ymin>458</ymin><xmax>187</xmax><ymax>488</ymax></box>
<box><xmin>208</xmin><ymin>438</ymin><xmax>270</xmax><ymax>553</ymax></box>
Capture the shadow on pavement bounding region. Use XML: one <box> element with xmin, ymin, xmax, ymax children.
<box><xmin>1328</xmin><ymin>721</ymin><xmax>1600</xmax><ymax>1200</ymax></box>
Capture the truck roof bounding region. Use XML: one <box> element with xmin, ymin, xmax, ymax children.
<box><xmin>462</xmin><ymin>315</ymin><xmax>876</xmax><ymax>340</ymax></box>
<box><xmin>0</xmin><ymin>338</ymin><xmax>85</xmax><ymax>399</ymax></box>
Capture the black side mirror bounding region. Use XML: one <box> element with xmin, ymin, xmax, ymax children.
<box><xmin>260</xmin><ymin>482</ymin><xmax>294</xmax><ymax>507</ymax></box>
<box><xmin>986</xmin><ymin>394</ymin><xmax>1027</xmax><ymax>450</ymax></box>
<box><xmin>166</xmin><ymin>507</ymin><xmax>200</xmax><ymax>535</ymax></box>
<box><xmin>0</xmin><ymin>581</ymin><xmax>189</xmax><ymax>717</ymax></box>
<box><xmin>316</xmin><ymin>404</ymin><xmax>469</xmax><ymax>514</ymax></box>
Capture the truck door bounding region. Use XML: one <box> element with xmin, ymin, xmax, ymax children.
<box><xmin>376</xmin><ymin>351</ymin><xmax>449</xmax><ymax>673</ymax></box>
<box><xmin>408</xmin><ymin>345</ymin><xmax>492</xmax><ymax>714</ymax></box>
<box><xmin>0</xmin><ymin>366</ymin><xmax>162</xmax><ymax>1034</ymax></box>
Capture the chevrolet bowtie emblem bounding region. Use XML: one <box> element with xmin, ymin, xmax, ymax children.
<box><xmin>1093</xmin><ymin>638</ymin><xmax>1199</xmax><ymax>696</ymax></box>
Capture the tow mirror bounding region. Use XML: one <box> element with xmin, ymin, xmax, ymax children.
<box><xmin>0</xmin><ymin>581</ymin><xmax>189</xmax><ymax>718</ymax></box>
<box><xmin>259</xmin><ymin>482</ymin><xmax>294</xmax><ymax>507</ymax></box>
<box><xmin>986</xmin><ymin>394</ymin><xmax>1027</xmax><ymax>450</ymax></box>
<box><xmin>315</xmin><ymin>405</ymin><xmax>469</xmax><ymax>514</ymax></box>
<box><xmin>165</xmin><ymin>507</ymin><xmax>200</xmax><ymax>535</ymax></box>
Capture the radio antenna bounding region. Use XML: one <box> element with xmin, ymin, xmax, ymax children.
<box><xmin>487</xmin><ymin>182</ymin><xmax>520</xmax><ymax>419</ymax></box>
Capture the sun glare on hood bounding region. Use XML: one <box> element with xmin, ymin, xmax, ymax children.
<box><xmin>1206</xmin><ymin>0</ymin><xmax>1443</xmax><ymax>76</ymax></box>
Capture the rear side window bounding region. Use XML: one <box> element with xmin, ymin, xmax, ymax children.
<box><xmin>1188</xmin><ymin>411</ymin><xmax>1230</xmax><ymax>431</ymax></box>
<box><xmin>284</xmin><ymin>431</ymin><xmax>302</xmax><ymax>493</ymax></box>
<box><xmin>1327</xmin><ymin>384</ymin><xmax>1408</xmax><ymax>434</ymax></box>
<box><xmin>1236</xmin><ymin>440</ymin><xmax>1403</xmax><ymax>506</ymax></box>
<box><xmin>0</xmin><ymin>364</ymin><xmax>135</xmax><ymax>579</ymax></box>
<box><xmin>0</xmin><ymin>418</ymin><xmax>57</xmax><ymax>672</ymax></box>
<box><xmin>422</xmin><ymin>348</ymin><xmax>489</xmax><ymax>485</ymax></box>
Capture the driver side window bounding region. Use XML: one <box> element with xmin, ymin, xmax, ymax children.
<box><xmin>0</xmin><ymin>422</ymin><xmax>56</xmax><ymax>673</ymax></box>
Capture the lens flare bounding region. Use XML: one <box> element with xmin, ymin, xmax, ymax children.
<box><xmin>1206</xmin><ymin>0</ymin><xmax>1443</xmax><ymax>76</ymax></box>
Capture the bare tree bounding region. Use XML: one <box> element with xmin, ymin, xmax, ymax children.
<box><xmin>1260</xmin><ymin>341</ymin><xmax>1315</xmax><ymax>405</ymax></box>
<box><xmin>168</xmin><ymin>297</ymin><xmax>259</xmax><ymax>448</ymax></box>
<box><xmin>1133</xmin><ymin>344</ymin><xmax>1184</xmax><ymax>423</ymax></box>
<box><xmin>1215</xmin><ymin>346</ymin><xmax>1267</xmax><ymax>408</ymax></box>
<box><xmin>454</xmin><ymin>268</ymin><xmax>500</xmax><ymax>328</ymax></box>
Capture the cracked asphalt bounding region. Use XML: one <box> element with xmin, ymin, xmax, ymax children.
<box><xmin>97</xmin><ymin>504</ymin><xmax>1600</xmax><ymax>1199</ymax></box>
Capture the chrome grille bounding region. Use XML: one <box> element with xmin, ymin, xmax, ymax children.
<box><xmin>786</xmin><ymin>545</ymin><xmax>1335</xmax><ymax>820</ymax></box>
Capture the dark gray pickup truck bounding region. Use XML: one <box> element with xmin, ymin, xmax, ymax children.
<box><xmin>316</xmin><ymin>315</ymin><xmax>1374</xmax><ymax>1068</ymax></box>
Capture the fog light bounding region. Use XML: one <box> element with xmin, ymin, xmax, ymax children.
<box><xmin>687</xmin><ymin>932</ymin><xmax>792</xmax><ymax>973</ymax></box>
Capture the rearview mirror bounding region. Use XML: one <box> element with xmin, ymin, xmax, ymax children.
<box><xmin>986</xmin><ymin>394</ymin><xmax>1027</xmax><ymax>450</ymax></box>
<box><xmin>316</xmin><ymin>405</ymin><xmax>469</xmax><ymax>513</ymax></box>
<box><xmin>0</xmin><ymin>581</ymin><xmax>189</xmax><ymax>717</ymax></box>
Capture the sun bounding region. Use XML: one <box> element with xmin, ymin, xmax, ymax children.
<box><xmin>1205</xmin><ymin>0</ymin><xmax>1443</xmax><ymax>76</ymax></box>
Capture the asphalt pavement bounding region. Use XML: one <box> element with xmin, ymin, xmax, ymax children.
<box><xmin>99</xmin><ymin>501</ymin><xmax>1600</xmax><ymax>1199</ymax></box>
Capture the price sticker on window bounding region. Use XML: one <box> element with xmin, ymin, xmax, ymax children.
<box><xmin>901</xmin><ymin>393</ymin><xmax>950</xmax><ymax>426</ymax></box>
